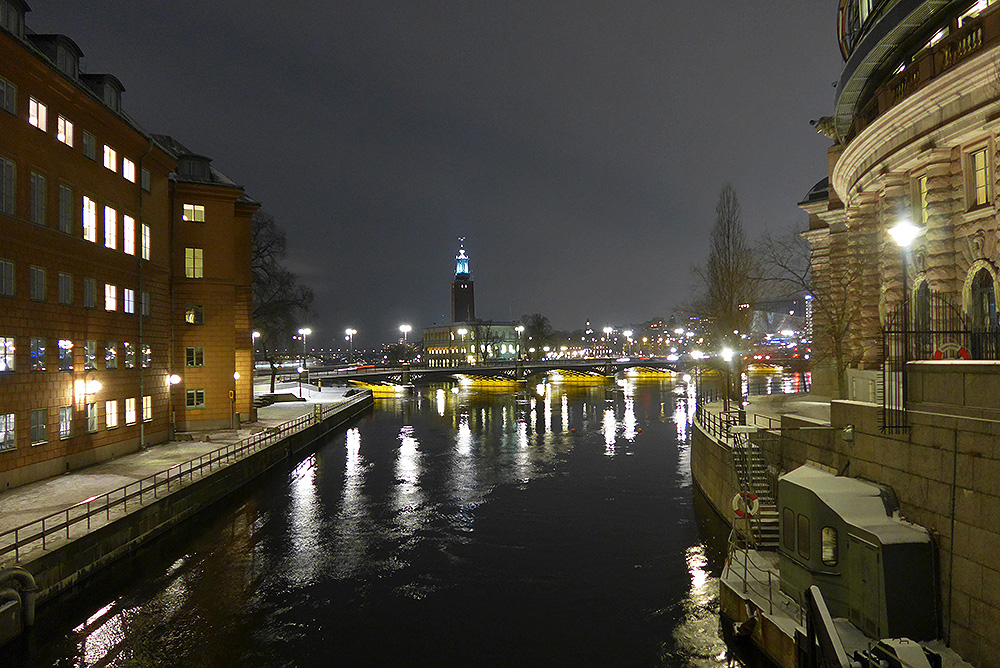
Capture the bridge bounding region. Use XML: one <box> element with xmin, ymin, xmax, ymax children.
<box><xmin>277</xmin><ymin>357</ymin><xmax>686</xmax><ymax>386</ymax></box>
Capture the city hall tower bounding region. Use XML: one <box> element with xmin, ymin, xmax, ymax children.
<box><xmin>451</xmin><ymin>240</ymin><xmax>475</xmax><ymax>322</ymax></box>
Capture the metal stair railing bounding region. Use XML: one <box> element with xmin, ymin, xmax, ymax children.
<box><xmin>730</xmin><ymin>426</ymin><xmax>779</xmax><ymax>550</ymax></box>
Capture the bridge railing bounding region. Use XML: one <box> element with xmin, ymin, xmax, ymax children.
<box><xmin>0</xmin><ymin>392</ymin><xmax>370</xmax><ymax>566</ymax></box>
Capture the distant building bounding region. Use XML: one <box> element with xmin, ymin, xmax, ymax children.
<box><xmin>451</xmin><ymin>241</ymin><xmax>475</xmax><ymax>322</ymax></box>
<box><xmin>424</xmin><ymin>241</ymin><xmax>518</xmax><ymax>366</ymax></box>
<box><xmin>0</xmin><ymin>4</ymin><xmax>256</xmax><ymax>489</ymax></box>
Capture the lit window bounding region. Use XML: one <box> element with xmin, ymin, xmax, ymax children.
<box><xmin>103</xmin><ymin>145</ymin><xmax>117</xmax><ymax>172</ymax></box>
<box><xmin>0</xmin><ymin>413</ymin><xmax>13</xmax><ymax>450</ymax></box>
<box><xmin>971</xmin><ymin>147</ymin><xmax>990</xmax><ymax>208</ymax></box>
<box><xmin>122</xmin><ymin>157</ymin><xmax>135</xmax><ymax>183</ymax></box>
<box><xmin>59</xmin><ymin>405</ymin><xmax>72</xmax><ymax>439</ymax></box>
<box><xmin>29</xmin><ymin>266</ymin><xmax>45</xmax><ymax>301</ymax></box>
<box><xmin>104</xmin><ymin>206</ymin><xmax>117</xmax><ymax>249</ymax></box>
<box><xmin>960</xmin><ymin>0</ymin><xmax>997</xmax><ymax>27</ymax></box>
<box><xmin>1</xmin><ymin>336</ymin><xmax>13</xmax><ymax>372</ymax></box>
<box><xmin>185</xmin><ymin>305</ymin><xmax>204</xmax><ymax>324</ymax></box>
<box><xmin>29</xmin><ymin>172</ymin><xmax>45</xmax><ymax>225</ymax></box>
<box><xmin>82</xmin><ymin>131</ymin><xmax>97</xmax><ymax>161</ymax></box>
<box><xmin>125</xmin><ymin>398</ymin><xmax>137</xmax><ymax>425</ymax></box>
<box><xmin>141</xmin><ymin>224</ymin><xmax>150</xmax><ymax>260</ymax></box>
<box><xmin>105</xmin><ymin>342</ymin><xmax>117</xmax><ymax>369</ymax></box>
<box><xmin>83</xmin><ymin>196</ymin><xmax>97</xmax><ymax>242</ymax></box>
<box><xmin>185</xmin><ymin>247</ymin><xmax>204</xmax><ymax>278</ymax></box>
<box><xmin>30</xmin><ymin>408</ymin><xmax>46</xmax><ymax>444</ymax></box>
<box><xmin>104</xmin><ymin>283</ymin><xmax>116</xmax><ymax>311</ymax></box>
<box><xmin>123</xmin><ymin>288</ymin><xmax>135</xmax><ymax>314</ymax></box>
<box><xmin>142</xmin><ymin>395</ymin><xmax>152</xmax><ymax>422</ymax></box>
<box><xmin>83</xmin><ymin>278</ymin><xmax>96</xmax><ymax>309</ymax></box>
<box><xmin>58</xmin><ymin>272</ymin><xmax>72</xmax><ymax>305</ymax></box>
<box><xmin>57</xmin><ymin>116</ymin><xmax>73</xmax><ymax>146</ymax></box>
<box><xmin>186</xmin><ymin>389</ymin><xmax>206</xmax><ymax>409</ymax></box>
<box><xmin>1</xmin><ymin>259</ymin><xmax>14</xmax><ymax>296</ymax></box>
<box><xmin>185</xmin><ymin>346</ymin><xmax>205</xmax><ymax>367</ymax></box>
<box><xmin>821</xmin><ymin>527</ymin><xmax>838</xmax><ymax>566</ymax></box>
<box><xmin>0</xmin><ymin>75</ymin><xmax>15</xmax><ymax>115</ymax></box>
<box><xmin>123</xmin><ymin>215</ymin><xmax>135</xmax><ymax>255</ymax></box>
<box><xmin>86</xmin><ymin>403</ymin><xmax>97</xmax><ymax>433</ymax></box>
<box><xmin>0</xmin><ymin>156</ymin><xmax>13</xmax><ymax>216</ymax></box>
<box><xmin>123</xmin><ymin>341</ymin><xmax>135</xmax><ymax>369</ymax></box>
<box><xmin>58</xmin><ymin>339</ymin><xmax>73</xmax><ymax>371</ymax></box>
<box><xmin>28</xmin><ymin>97</ymin><xmax>46</xmax><ymax>131</ymax></box>
<box><xmin>182</xmin><ymin>204</ymin><xmax>205</xmax><ymax>222</ymax></box>
<box><xmin>105</xmin><ymin>400</ymin><xmax>118</xmax><ymax>428</ymax></box>
<box><xmin>58</xmin><ymin>184</ymin><xmax>72</xmax><ymax>233</ymax></box>
<box><xmin>84</xmin><ymin>340</ymin><xmax>96</xmax><ymax>369</ymax></box>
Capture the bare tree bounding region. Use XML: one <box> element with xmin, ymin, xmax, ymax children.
<box><xmin>758</xmin><ymin>226</ymin><xmax>877</xmax><ymax>398</ymax></box>
<box><xmin>251</xmin><ymin>210</ymin><xmax>314</xmax><ymax>391</ymax></box>
<box><xmin>519</xmin><ymin>313</ymin><xmax>553</xmax><ymax>360</ymax></box>
<box><xmin>693</xmin><ymin>184</ymin><xmax>761</xmax><ymax>348</ymax></box>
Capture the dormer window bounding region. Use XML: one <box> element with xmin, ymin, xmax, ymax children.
<box><xmin>0</xmin><ymin>1</ymin><xmax>25</xmax><ymax>38</ymax></box>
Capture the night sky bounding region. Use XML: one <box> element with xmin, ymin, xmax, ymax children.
<box><xmin>27</xmin><ymin>2</ymin><xmax>843</xmax><ymax>349</ymax></box>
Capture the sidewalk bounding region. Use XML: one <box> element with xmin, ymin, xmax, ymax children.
<box><xmin>0</xmin><ymin>381</ymin><xmax>353</xmax><ymax>537</ymax></box>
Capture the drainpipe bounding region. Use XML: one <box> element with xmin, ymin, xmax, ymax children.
<box><xmin>0</xmin><ymin>567</ymin><xmax>37</xmax><ymax>626</ymax></box>
<box><xmin>136</xmin><ymin>139</ymin><xmax>154</xmax><ymax>449</ymax></box>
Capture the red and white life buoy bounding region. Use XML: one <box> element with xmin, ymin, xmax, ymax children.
<box><xmin>732</xmin><ymin>491</ymin><xmax>760</xmax><ymax>518</ymax></box>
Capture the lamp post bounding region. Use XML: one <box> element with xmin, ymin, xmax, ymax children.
<box><xmin>297</xmin><ymin>327</ymin><xmax>311</xmax><ymax>382</ymax></box>
<box><xmin>603</xmin><ymin>327</ymin><xmax>613</xmax><ymax>357</ymax></box>
<box><xmin>721</xmin><ymin>347</ymin><xmax>734</xmax><ymax>414</ymax></box>
<box><xmin>345</xmin><ymin>328</ymin><xmax>357</xmax><ymax>362</ymax></box>
<box><xmin>888</xmin><ymin>218</ymin><xmax>921</xmax><ymax>422</ymax></box>
<box><xmin>515</xmin><ymin>325</ymin><xmax>524</xmax><ymax>360</ymax></box>
<box><xmin>623</xmin><ymin>330</ymin><xmax>633</xmax><ymax>357</ymax></box>
<box><xmin>399</xmin><ymin>324</ymin><xmax>412</xmax><ymax>364</ymax></box>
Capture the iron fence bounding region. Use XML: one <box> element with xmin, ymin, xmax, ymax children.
<box><xmin>0</xmin><ymin>393</ymin><xmax>369</xmax><ymax>565</ymax></box>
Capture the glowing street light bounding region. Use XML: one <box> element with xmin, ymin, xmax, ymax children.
<box><xmin>345</xmin><ymin>328</ymin><xmax>357</xmax><ymax>361</ymax></box>
<box><xmin>457</xmin><ymin>328</ymin><xmax>468</xmax><ymax>367</ymax></box>
<box><xmin>297</xmin><ymin>327</ymin><xmax>312</xmax><ymax>382</ymax></box>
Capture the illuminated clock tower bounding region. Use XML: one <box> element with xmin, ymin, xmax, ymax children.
<box><xmin>451</xmin><ymin>239</ymin><xmax>475</xmax><ymax>322</ymax></box>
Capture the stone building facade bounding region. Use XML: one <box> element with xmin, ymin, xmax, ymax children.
<box><xmin>797</xmin><ymin>1</ymin><xmax>1000</xmax><ymax>663</ymax></box>
<box><xmin>0</xmin><ymin>2</ymin><xmax>256</xmax><ymax>489</ymax></box>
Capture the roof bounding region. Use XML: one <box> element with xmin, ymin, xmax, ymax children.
<box><xmin>152</xmin><ymin>134</ymin><xmax>247</xmax><ymax>191</ymax></box>
<box><xmin>781</xmin><ymin>465</ymin><xmax>929</xmax><ymax>545</ymax></box>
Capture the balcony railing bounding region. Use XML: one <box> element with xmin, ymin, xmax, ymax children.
<box><xmin>847</xmin><ymin>10</ymin><xmax>995</xmax><ymax>142</ymax></box>
<box><xmin>0</xmin><ymin>392</ymin><xmax>370</xmax><ymax>565</ymax></box>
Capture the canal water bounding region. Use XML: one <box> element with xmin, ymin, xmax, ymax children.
<box><xmin>12</xmin><ymin>377</ymin><xmax>750</xmax><ymax>668</ymax></box>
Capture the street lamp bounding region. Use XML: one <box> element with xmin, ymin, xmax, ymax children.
<box><xmin>721</xmin><ymin>347</ymin><xmax>734</xmax><ymax>413</ymax></box>
<box><xmin>889</xmin><ymin>218</ymin><xmax>921</xmax><ymax>423</ymax></box>
<box><xmin>515</xmin><ymin>325</ymin><xmax>524</xmax><ymax>361</ymax></box>
<box><xmin>399</xmin><ymin>324</ymin><xmax>412</xmax><ymax>364</ymax></box>
<box><xmin>623</xmin><ymin>330</ymin><xmax>633</xmax><ymax>357</ymax></box>
<box><xmin>345</xmin><ymin>328</ymin><xmax>357</xmax><ymax>362</ymax></box>
<box><xmin>297</xmin><ymin>327</ymin><xmax>311</xmax><ymax>383</ymax></box>
<box><xmin>603</xmin><ymin>327</ymin><xmax>613</xmax><ymax>357</ymax></box>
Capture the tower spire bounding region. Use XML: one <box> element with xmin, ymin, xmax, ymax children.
<box><xmin>455</xmin><ymin>237</ymin><xmax>470</xmax><ymax>278</ymax></box>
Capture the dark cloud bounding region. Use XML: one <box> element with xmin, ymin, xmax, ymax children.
<box><xmin>28</xmin><ymin>1</ymin><xmax>842</xmax><ymax>347</ymax></box>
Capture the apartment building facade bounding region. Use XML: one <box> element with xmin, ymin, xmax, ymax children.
<box><xmin>0</xmin><ymin>1</ymin><xmax>256</xmax><ymax>489</ymax></box>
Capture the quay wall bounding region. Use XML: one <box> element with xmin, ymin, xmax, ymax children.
<box><xmin>691</xmin><ymin>362</ymin><xmax>1000</xmax><ymax>667</ymax></box>
<box><xmin>6</xmin><ymin>394</ymin><xmax>373</xmax><ymax>644</ymax></box>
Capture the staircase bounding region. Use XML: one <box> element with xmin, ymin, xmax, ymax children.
<box><xmin>729</xmin><ymin>426</ymin><xmax>780</xmax><ymax>550</ymax></box>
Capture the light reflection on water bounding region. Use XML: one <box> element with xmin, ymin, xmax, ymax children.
<box><xmin>15</xmin><ymin>377</ymin><xmax>785</xmax><ymax>668</ymax></box>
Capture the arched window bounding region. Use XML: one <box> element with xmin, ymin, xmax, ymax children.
<box><xmin>969</xmin><ymin>268</ymin><xmax>998</xmax><ymax>359</ymax></box>
<box><xmin>970</xmin><ymin>268</ymin><xmax>996</xmax><ymax>330</ymax></box>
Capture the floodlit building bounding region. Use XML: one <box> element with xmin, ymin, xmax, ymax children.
<box><xmin>795</xmin><ymin>2</ymin><xmax>1000</xmax><ymax>663</ymax></box>
<box><xmin>0</xmin><ymin>3</ymin><xmax>256</xmax><ymax>489</ymax></box>
<box><xmin>423</xmin><ymin>242</ymin><xmax>519</xmax><ymax>367</ymax></box>
<box><xmin>802</xmin><ymin>0</ymin><xmax>1000</xmax><ymax>398</ymax></box>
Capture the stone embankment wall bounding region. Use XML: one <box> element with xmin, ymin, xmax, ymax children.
<box><xmin>693</xmin><ymin>362</ymin><xmax>1000</xmax><ymax>668</ymax></box>
<box><xmin>1</xmin><ymin>394</ymin><xmax>372</xmax><ymax>648</ymax></box>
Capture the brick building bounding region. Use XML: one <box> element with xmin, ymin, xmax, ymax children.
<box><xmin>0</xmin><ymin>2</ymin><xmax>256</xmax><ymax>489</ymax></box>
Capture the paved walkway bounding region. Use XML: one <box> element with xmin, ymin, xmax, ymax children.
<box><xmin>0</xmin><ymin>382</ymin><xmax>353</xmax><ymax>537</ymax></box>
<box><xmin>703</xmin><ymin>392</ymin><xmax>834</xmax><ymax>427</ymax></box>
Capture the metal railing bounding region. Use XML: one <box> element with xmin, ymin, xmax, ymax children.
<box><xmin>0</xmin><ymin>392</ymin><xmax>370</xmax><ymax>565</ymax></box>
<box><xmin>724</xmin><ymin>526</ymin><xmax>802</xmax><ymax>622</ymax></box>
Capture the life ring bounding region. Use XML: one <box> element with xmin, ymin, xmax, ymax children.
<box><xmin>732</xmin><ymin>492</ymin><xmax>760</xmax><ymax>518</ymax></box>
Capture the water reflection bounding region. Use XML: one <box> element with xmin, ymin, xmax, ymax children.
<box><xmin>287</xmin><ymin>454</ymin><xmax>322</xmax><ymax>585</ymax></box>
